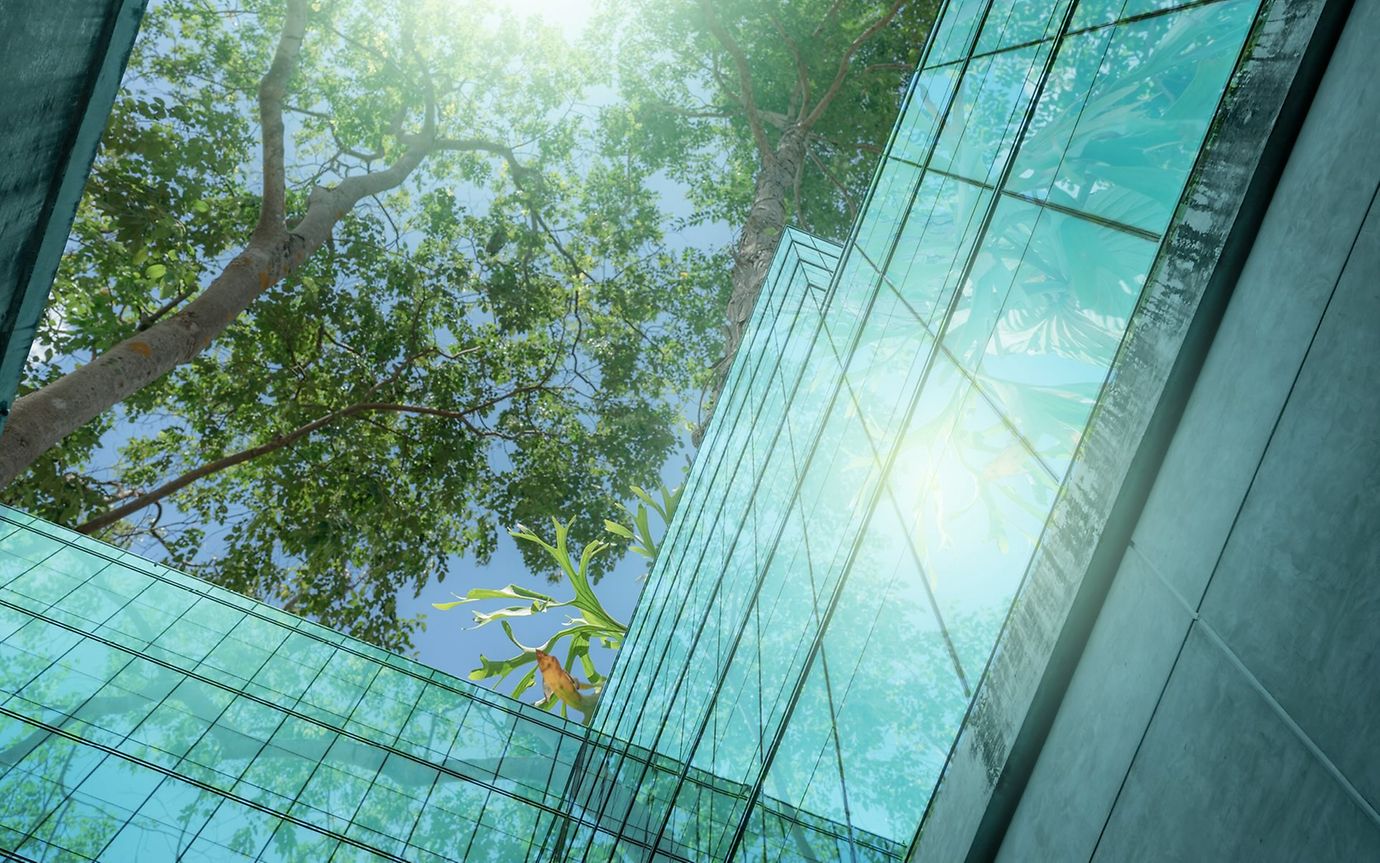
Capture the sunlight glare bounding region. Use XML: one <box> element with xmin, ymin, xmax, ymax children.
<box><xmin>496</xmin><ymin>0</ymin><xmax>596</xmax><ymax>34</ymax></box>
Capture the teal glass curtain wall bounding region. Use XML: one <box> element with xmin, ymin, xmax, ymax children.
<box><xmin>584</xmin><ymin>0</ymin><xmax>1262</xmax><ymax>859</ymax></box>
<box><xmin>0</xmin><ymin>0</ymin><xmax>1271</xmax><ymax>860</ymax></box>
<box><xmin>0</xmin><ymin>506</ymin><xmax>611</xmax><ymax>862</ymax></box>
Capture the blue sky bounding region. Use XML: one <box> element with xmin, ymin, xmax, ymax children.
<box><xmin>34</xmin><ymin>0</ymin><xmax>733</xmax><ymax>712</ymax></box>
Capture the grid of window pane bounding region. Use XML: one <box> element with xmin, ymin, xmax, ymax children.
<box><xmin>1</xmin><ymin>0</ymin><xmax>1269</xmax><ymax>859</ymax></box>
<box><xmin>589</xmin><ymin>0</ymin><xmax>1261</xmax><ymax>858</ymax></box>
<box><xmin>0</xmin><ymin>509</ymin><xmax>667</xmax><ymax>863</ymax></box>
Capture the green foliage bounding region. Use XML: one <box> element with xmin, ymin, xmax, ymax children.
<box><xmin>604</xmin><ymin>480</ymin><xmax>683</xmax><ymax>566</ymax></box>
<box><xmin>435</xmin><ymin>482</ymin><xmax>678</xmax><ymax>712</ymax></box>
<box><xmin>8</xmin><ymin>0</ymin><xmax>930</xmax><ymax>658</ymax></box>
<box><xmin>433</xmin><ymin>518</ymin><xmax>626</xmax><ymax>711</ymax></box>
<box><xmin>595</xmin><ymin>0</ymin><xmax>937</xmax><ymax>241</ymax></box>
<box><xmin>7</xmin><ymin>0</ymin><xmax>724</xmax><ymax>653</ymax></box>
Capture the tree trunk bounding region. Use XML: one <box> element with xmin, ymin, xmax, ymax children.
<box><xmin>695</xmin><ymin>127</ymin><xmax>808</xmax><ymax>445</ymax></box>
<box><xmin>721</xmin><ymin>126</ymin><xmax>808</xmax><ymax>371</ymax></box>
<box><xmin>0</xmin><ymin>162</ymin><xmax>419</xmax><ymax>489</ymax></box>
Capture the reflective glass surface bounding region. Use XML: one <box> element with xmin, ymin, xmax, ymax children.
<box><xmin>0</xmin><ymin>0</ymin><xmax>1264</xmax><ymax>859</ymax></box>
<box><xmin>0</xmin><ymin>510</ymin><xmax>653</xmax><ymax>862</ymax></box>
<box><xmin>592</xmin><ymin>0</ymin><xmax>1259</xmax><ymax>859</ymax></box>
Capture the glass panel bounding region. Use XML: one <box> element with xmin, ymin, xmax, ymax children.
<box><xmin>910</xmin><ymin>394</ymin><xmax>1058</xmax><ymax>676</ymax></box>
<box><xmin>0</xmin><ymin>523</ymin><xmax>63</xmax><ymax>564</ymax></box>
<box><xmin>239</xmin><ymin>743</ymin><xmax>316</xmax><ymax>805</ymax></box>
<box><xmin>828</xmin><ymin>494</ymin><xmax>971</xmax><ymax>839</ymax></box>
<box><xmin>840</xmin><ymin>306</ymin><xmax>936</xmax><ymax>458</ymax></box>
<box><xmin>931</xmin><ymin>42</ymin><xmax>1051</xmax><ymax>187</ymax></box>
<box><xmin>1005</xmin><ymin>23</ymin><xmax>1114</xmax><ymax>203</ymax></box>
<box><xmin>1069</xmin><ymin>0</ymin><xmax>1124</xmax><ymax>29</ymax></box>
<box><xmin>855</xmin><ymin>160</ymin><xmax>920</xmax><ymax>269</ymax></box>
<box><xmin>975</xmin><ymin>0</ymin><xmax>1071</xmax><ymax>55</ymax></box>
<box><xmin>353</xmin><ymin>779</ymin><xmax>424</xmax><ymax>849</ymax></box>
<box><xmin>5</xmin><ymin>563</ymin><xmax>83</xmax><ymax>609</ymax></box>
<box><xmin>976</xmin><ymin>208</ymin><xmax>1158</xmax><ymax>475</ymax></box>
<box><xmin>683</xmin><ymin>403</ymin><xmax>883</xmax><ymax>836</ymax></box>
<box><xmin>197</xmin><ymin>798</ymin><xmax>280</xmax><ymax>859</ymax></box>
<box><xmin>396</xmin><ymin>685</ymin><xmax>464</xmax><ymax>760</ymax></box>
<box><xmin>21</xmin><ymin>791</ymin><xmax>125</xmax><ymax>859</ymax></box>
<box><xmin>942</xmin><ymin>196</ymin><xmax>1040</xmax><ymax>371</ymax></box>
<box><xmin>892</xmin><ymin>67</ymin><xmax>961</xmax><ymax>166</ymax></box>
<box><xmin>1072</xmin><ymin>0</ymin><xmax>1204</xmax><ymax>30</ymax></box>
<box><xmin>611</xmin><ymin>241</ymin><xmax>837</xmax><ymax>752</ymax></box>
<box><xmin>54</xmin><ymin>580</ymin><xmax>127</xmax><ymax>627</ymax></box>
<box><xmin>259</xmin><ymin>821</ymin><xmax>341</xmax><ymax>863</ymax></box>
<box><xmin>1010</xmin><ymin>0</ymin><xmax>1257</xmax><ymax>234</ymax></box>
<box><xmin>884</xmin><ymin>174</ymin><xmax>993</xmax><ymax>327</ymax></box>
<box><xmin>924</xmin><ymin>0</ymin><xmax>989</xmax><ymax>67</ymax></box>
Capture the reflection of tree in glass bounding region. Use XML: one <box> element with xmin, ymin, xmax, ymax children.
<box><xmin>1014</xmin><ymin>2</ymin><xmax>1256</xmax><ymax>233</ymax></box>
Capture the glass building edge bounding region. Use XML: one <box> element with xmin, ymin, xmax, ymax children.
<box><xmin>0</xmin><ymin>504</ymin><xmax>524</xmax><ymax>718</ymax></box>
<box><xmin>593</xmin><ymin>227</ymin><xmax>842</xmax><ymax>731</ymax></box>
<box><xmin>582</xmin><ymin>227</ymin><xmax>852</xmax><ymax>856</ymax></box>
<box><xmin>905</xmin><ymin>0</ymin><xmax>1335</xmax><ymax>859</ymax></box>
<box><xmin>0</xmin><ymin>0</ymin><xmax>1313</xmax><ymax>858</ymax></box>
<box><xmin>594</xmin><ymin>0</ymin><xmax>1276</xmax><ymax>855</ymax></box>
<box><xmin>0</xmin><ymin>504</ymin><xmax>628</xmax><ymax>863</ymax></box>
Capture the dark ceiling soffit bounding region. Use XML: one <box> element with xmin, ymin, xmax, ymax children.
<box><xmin>906</xmin><ymin>0</ymin><xmax>1357</xmax><ymax>860</ymax></box>
<box><xmin>0</xmin><ymin>0</ymin><xmax>149</xmax><ymax>434</ymax></box>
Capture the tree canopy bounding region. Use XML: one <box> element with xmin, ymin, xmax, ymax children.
<box><xmin>3</xmin><ymin>0</ymin><xmax>723</xmax><ymax>651</ymax></box>
<box><xmin>601</xmin><ymin>0</ymin><xmax>935</xmax><ymax>419</ymax></box>
<box><xmin>1</xmin><ymin>0</ymin><xmax>933</xmax><ymax>655</ymax></box>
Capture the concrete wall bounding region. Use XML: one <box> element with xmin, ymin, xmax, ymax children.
<box><xmin>991</xmin><ymin>0</ymin><xmax>1380</xmax><ymax>859</ymax></box>
<box><xmin>909</xmin><ymin>1</ymin><xmax>1349</xmax><ymax>858</ymax></box>
<box><xmin>0</xmin><ymin>0</ymin><xmax>146</xmax><ymax>428</ymax></box>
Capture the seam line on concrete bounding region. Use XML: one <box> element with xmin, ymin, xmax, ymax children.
<box><xmin>1195</xmin><ymin>621</ymin><xmax>1380</xmax><ymax>827</ymax></box>
<box><xmin>1136</xmin><ymin>541</ymin><xmax>1380</xmax><ymax>827</ymax></box>
<box><xmin>1126</xmin><ymin>542</ymin><xmax>1200</xmax><ymax>622</ymax></box>
<box><xmin>1088</xmin><ymin>175</ymin><xmax>1380</xmax><ymax>859</ymax></box>
<box><xmin>1084</xmin><ymin>619</ymin><xmax>1194</xmax><ymax>859</ymax></box>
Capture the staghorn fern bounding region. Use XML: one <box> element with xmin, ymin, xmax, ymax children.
<box><xmin>433</xmin><ymin>482</ymin><xmax>680</xmax><ymax>717</ymax></box>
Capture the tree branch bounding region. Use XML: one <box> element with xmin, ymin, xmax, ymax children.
<box><xmin>810</xmin><ymin>129</ymin><xmax>883</xmax><ymax>156</ymax></box>
<box><xmin>136</xmin><ymin>286</ymin><xmax>198</xmax><ymax>331</ymax></box>
<box><xmin>808</xmin><ymin>148</ymin><xmax>857</xmax><ymax>225</ymax></box>
<box><xmin>698</xmin><ymin>0</ymin><xmax>774</xmax><ymax>164</ymax></box>
<box><xmin>768</xmin><ymin>11</ymin><xmax>811</xmax><ymax>123</ymax></box>
<box><xmin>74</xmin><ymin>374</ymin><xmax>551</xmax><ymax>535</ymax></box>
<box><xmin>0</xmin><ymin>10</ymin><xmax>570</xmax><ymax>491</ymax></box>
<box><xmin>864</xmin><ymin>62</ymin><xmax>912</xmax><ymax>74</ymax></box>
<box><xmin>255</xmin><ymin>0</ymin><xmax>309</xmax><ymax>241</ymax></box>
<box><xmin>433</xmin><ymin>137</ymin><xmax>536</xmax><ymax>184</ymax></box>
<box><xmin>801</xmin><ymin>0</ymin><xmax>908</xmax><ymax>129</ymax></box>
<box><xmin>811</xmin><ymin>0</ymin><xmax>847</xmax><ymax>39</ymax></box>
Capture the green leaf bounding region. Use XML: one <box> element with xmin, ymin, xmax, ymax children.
<box><xmin>603</xmin><ymin>519</ymin><xmax>634</xmax><ymax>540</ymax></box>
<box><xmin>470</xmin><ymin>605</ymin><xmax>546</xmax><ymax>626</ymax></box>
<box><xmin>511</xmin><ymin>666</ymin><xmax>539</xmax><ymax>700</ymax></box>
<box><xmin>468</xmin><ymin>649</ymin><xmax>536</xmax><ymax>683</ymax></box>
<box><xmin>432</xmin><ymin>584</ymin><xmax>561</xmax><ymax>610</ymax></box>
<box><xmin>144</xmin><ymin>264</ymin><xmax>168</xmax><ymax>280</ymax></box>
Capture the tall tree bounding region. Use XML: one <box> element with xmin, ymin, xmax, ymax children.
<box><xmin>602</xmin><ymin>0</ymin><xmax>935</xmax><ymax>434</ymax></box>
<box><xmin>1</xmin><ymin>0</ymin><xmax>723</xmax><ymax>650</ymax></box>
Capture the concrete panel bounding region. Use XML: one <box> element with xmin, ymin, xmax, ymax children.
<box><xmin>996</xmin><ymin>547</ymin><xmax>1193</xmax><ymax>863</ymax></box>
<box><xmin>1198</xmin><ymin>194</ymin><xmax>1380</xmax><ymax>808</ymax></box>
<box><xmin>910</xmin><ymin>2</ymin><xmax>1338</xmax><ymax>858</ymax></box>
<box><xmin>0</xmin><ymin>0</ymin><xmax>146</xmax><ymax>424</ymax></box>
<box><xmin>1093</xmin><ymin>628</ymin><xmax>1380</xmax><ymax>863</ymax></box>
<box><xmin>1131</xmin><ymin>0</ymin><xmax>1380</xmax><ymax>607</ymax></box>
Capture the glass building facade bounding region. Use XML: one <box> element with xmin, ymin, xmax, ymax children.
<box><xmin>0</xmin><ymin>0</ymin><xmax>1280</xmax><ymax>859</ymax></box>
<box><xmin>585</xmin><ymin>0</ymin><xmax>1263</xmax><ymax>858</ymax></box>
